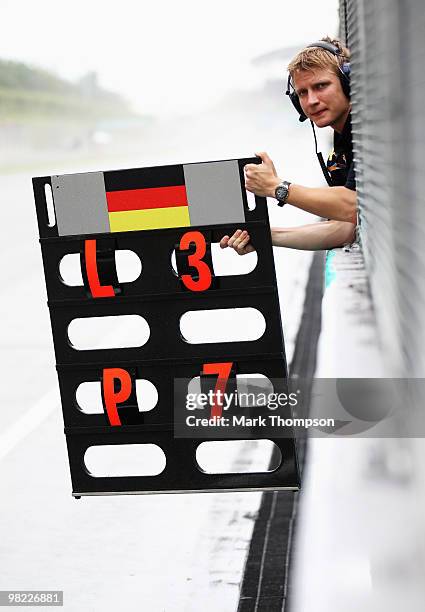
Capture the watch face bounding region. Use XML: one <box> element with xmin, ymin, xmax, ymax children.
<box><xmin>276</xmin><ymin>185</ymin><xmax>288</xmax><ymax>201</ymax></box>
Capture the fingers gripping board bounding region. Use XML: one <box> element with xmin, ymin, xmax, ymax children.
<box><xmin>33</xmin><ymin>158</ymin><xmax>300</xmax><ymax>496</ymax></box>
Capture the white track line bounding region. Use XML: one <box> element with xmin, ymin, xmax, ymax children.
<box><xmin>0</xmin><ymin>387</ymin><xmax>60</xmax><ymax>462</ymax></box>
<box><xmin>0</xmin><ymin>330</ymin><xmax>128</xmax><ymax>462</ymax></box>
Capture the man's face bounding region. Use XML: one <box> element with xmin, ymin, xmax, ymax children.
<box><xmin>293</xmin><ymin>67</ymin><xmax>350</xmax><ymax>133</ymax></box>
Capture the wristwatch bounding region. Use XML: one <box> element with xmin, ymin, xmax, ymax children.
<box><xmin>275</xmin><ymin>181</ymin><xmax>291</xmax><ymax>206</ymax></box>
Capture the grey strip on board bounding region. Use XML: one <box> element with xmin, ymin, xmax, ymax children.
<box><xmin>183</xmin><ymin>160</ymin><xmax>246</xmax><ymax>226</ymax></box>
<box><xmin>51</xmin><ymin>172</ymin><xmax>110</xmax><ymax>236</ymax></box>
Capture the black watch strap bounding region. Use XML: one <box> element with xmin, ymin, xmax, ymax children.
<box><xmin>275</xmin><ymin>181</ymin><xmax>291</xmax><ymax>207</ymax></box>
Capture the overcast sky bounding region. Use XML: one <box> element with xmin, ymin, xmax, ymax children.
<box><xmin>1</xmin><ymin>0</ymin><xmax>339</xmax><ymax>116</ymax></box>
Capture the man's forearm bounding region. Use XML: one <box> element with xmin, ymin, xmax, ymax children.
<box><xmin>243</xmin><ymin>152</ymin><xmax>357</xmax><ymax>222</ymax></box>
<box><xmin>285</xmin><ymin>184</ymin><xmax>357</xmax><ymax>223</ymax></box>
<box><xmin>271</xmin><ymin>220</ymin><xmax>356</xmax><ymax>250</ymax></box>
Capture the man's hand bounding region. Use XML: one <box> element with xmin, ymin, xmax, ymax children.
<box><xmin>220</xmin><ymin>229</ymin><xmax>255</xmax><ymax>255</ymax></box>
<box><xmin>244</xmin><ymin>152</ymin><xmax>281</xmax><ymax>197</ymax></box>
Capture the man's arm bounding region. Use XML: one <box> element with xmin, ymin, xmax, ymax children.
<box><xmin>281</xmin><ymin>184</ymin><xmax>356</xmax><ymax>224</ymax></box>
<box><xmin>271</xmin><ymin>220</ymin><xmax>355</xmax><ymax>250</ymax></box>
<box><xmin>220</xmin><ymin>221</ymin><xmax>356</xmax><ymax>253</ymax></box>
<box><xmin>244</xmin><ymin>152</ymin><xmax>357</xmax><ymax>223</ymax></box>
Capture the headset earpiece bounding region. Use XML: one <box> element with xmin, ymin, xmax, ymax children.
<box><xmin>286</xmin><ymin>74</ymin><xmax>308</xmax><ymax>122</ymax></box>
<box><xmin>340</xmin><ymin>62</ymin><xmax>351</xmax><ymax>98</ymax></box>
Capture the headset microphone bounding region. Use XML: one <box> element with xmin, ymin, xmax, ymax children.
<box><xmin>286</xmin><ymin>76</ymin><xmax>308</xmax><ymax>122</ymax></box>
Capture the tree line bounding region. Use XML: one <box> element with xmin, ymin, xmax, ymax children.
<box><xmin>0</xmin><ymin>59</ymin><xmax>134</xmax><ymax>121</ymax></box>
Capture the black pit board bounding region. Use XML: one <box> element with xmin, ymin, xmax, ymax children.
<box><xmin>33</xmin><ymin>157</ymin><xmax>300</xmax><ymax>496</ymax></box>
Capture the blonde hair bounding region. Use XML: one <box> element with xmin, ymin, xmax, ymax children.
<box><xmin>288</xmin><ymin>36</ymin><xmax>350</xmax><ymax>80</ymax></box>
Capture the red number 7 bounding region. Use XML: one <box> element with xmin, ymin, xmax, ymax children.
<box><xmin>202</xmin><ymin>362</ymin><xmax>233</xmax><ymax>418</ymax></box>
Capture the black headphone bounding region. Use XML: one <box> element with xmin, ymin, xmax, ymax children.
<box><xmin>286</xmin><ymin>41</ymin><xmax>351</xmax><ymax>122</ymax></box>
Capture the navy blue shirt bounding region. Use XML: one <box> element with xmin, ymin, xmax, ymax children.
<box><xmin>327</xmin><ymin>114</ymin><xmax>356</xmax><ymax>191</ymax></box>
